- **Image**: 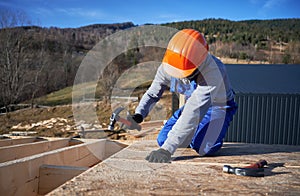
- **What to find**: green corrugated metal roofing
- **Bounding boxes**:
[226,64,300,94]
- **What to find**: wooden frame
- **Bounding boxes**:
[0,137,44,147]
[0,138,127,195]
[0,138,70,163]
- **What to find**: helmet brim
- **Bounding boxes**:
[162,62,197,79]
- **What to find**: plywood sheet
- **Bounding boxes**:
[49,141,300,195]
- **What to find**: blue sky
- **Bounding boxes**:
[1,0,299,28]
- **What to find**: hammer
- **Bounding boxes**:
[223,159,267,177]
[108,107,142,131]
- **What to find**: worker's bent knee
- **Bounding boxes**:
[196,141,223,156]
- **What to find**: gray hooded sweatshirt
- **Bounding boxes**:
[135,53,234,155]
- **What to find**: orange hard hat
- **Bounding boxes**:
[162,29,208,78]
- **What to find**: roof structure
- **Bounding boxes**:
[226,64,300,94]
[49,140,300,195]
[1,122,300,195]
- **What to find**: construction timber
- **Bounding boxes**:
[1,119,300,195]
[0,137,127,195]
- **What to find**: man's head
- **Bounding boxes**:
[162,29,208,79]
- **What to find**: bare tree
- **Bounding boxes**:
[0,8,30,28]
[29,32,49,107]
[61,39,74,87]
[0,8,31,111]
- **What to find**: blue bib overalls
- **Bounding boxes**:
[157,77,238,155]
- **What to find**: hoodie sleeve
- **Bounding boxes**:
[135,65,171,118]
[161,85,213,154]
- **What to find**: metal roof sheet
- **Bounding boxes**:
[226,64,300,94]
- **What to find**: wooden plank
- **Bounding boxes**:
[38,164,88,195]
[48,141,300,196]
[0,137,40,147]
[140,120,164,130]
[0,139,125,196]
[104,140,128,159]
[124,128,160,139]
[68,138,84,146]
[0,138,70,163]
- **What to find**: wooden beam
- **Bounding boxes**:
[179,94,185,108]
[68,138,84,146]
[171,93,184,113]
[0,139,126,196]
[140,120,164,130]
[0,137,42,147]
[38,164,88,195]
[0,138,70,163]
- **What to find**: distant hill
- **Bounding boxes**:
[163,18,300,44]
[31,22,135,51]
[1,19,300,108]
[0,22,136,109]
[163,18,300,64]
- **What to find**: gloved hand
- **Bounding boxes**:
[125,113,143,130]
[145,148,172,163]
[127,113,143,124]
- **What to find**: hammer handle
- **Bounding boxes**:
[118,117,132,127]
[245,159,267,168]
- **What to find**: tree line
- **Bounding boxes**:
[164,18,300,45]
[0,8,299,110]
[163,18,300,63]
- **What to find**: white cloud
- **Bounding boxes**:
[249,0,287,9]
[156,14,184,23]
[32,6,105,20]
[255,0,288,17]
[263,0,286,9]
[33,7,53,16]
[55,8,105,19]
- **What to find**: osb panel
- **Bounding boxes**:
[49,140,300,195]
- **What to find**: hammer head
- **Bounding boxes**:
[108,107,142,131]
[108,107,124,131]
